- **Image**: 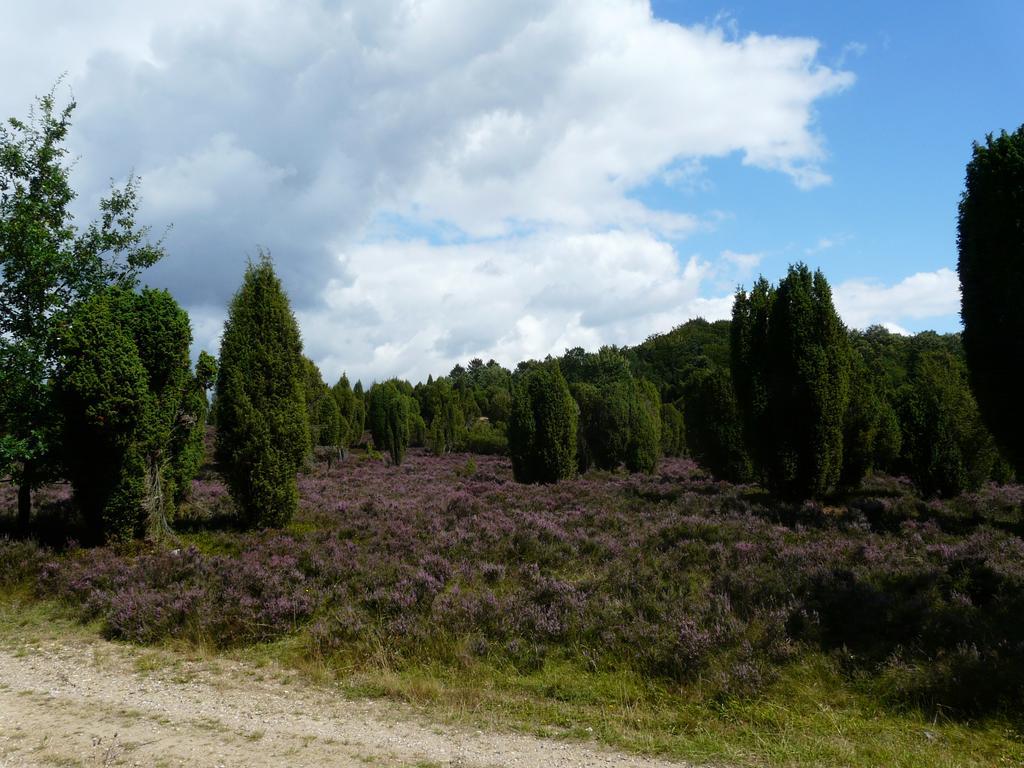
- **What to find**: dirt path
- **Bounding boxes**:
[0,636,698,768]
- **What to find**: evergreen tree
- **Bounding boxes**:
[168,350,216,506]
[368,381,410,465]
[684,367,752,483]
[508,359,577,484]
[731,264,851,499]
[0,88,164,532]
[957,125,1024,475]
[899,349,997,498]
[839,350,884,489]
[214,255,308,528]
[660,401,686,458]
[58,287,193,541]
[625,379,661,474]
[302,357,340,451]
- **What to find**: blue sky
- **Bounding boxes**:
[2,1,1019,382]
[646,0,1024,332]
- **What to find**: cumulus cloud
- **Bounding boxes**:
[833,268,961,330]
[302,230,714,382]
[0,0,856,381]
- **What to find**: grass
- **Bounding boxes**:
[236,631,1024,768]
[0,590,1021,767]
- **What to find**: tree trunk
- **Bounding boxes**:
[17,461,33,535]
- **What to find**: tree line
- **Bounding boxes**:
[3,90,1023,542]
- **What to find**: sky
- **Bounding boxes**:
[2,0,1021,385]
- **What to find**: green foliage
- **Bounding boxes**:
[683,367,752,482]
[573,379,631,472]
[464,419,508,455]
[168,350,217,507]
[421,379,466,454]
[302,357,341,450]
[407,397,427,448]
[214,255,308,529]
[0,86,164,528]
[898,350,997,498]
[625,379,661,474]
[508,359,577,484]
[57,287,193,541]
[368,381,410,465]
[628,318,732,403]
[957,125,1024,475]
[839,350,885,489]
[732,264,851,500]
[563,347,660,474]
[660,401,685,458]
[330,373,365,448]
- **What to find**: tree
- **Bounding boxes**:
[732,264,851,499]
[957,126,1024,475]
[214,255,308,528]
[683,367,752,483]
[898,350,997,498]
[660,401,686,458]
[58,287,194,542]
[368,381,410,465]
[0,87,164,531]
[302,357,341,453]
[508,359,577,484]
[625,379,661,474]
[168,350,217,506]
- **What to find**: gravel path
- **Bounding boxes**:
[0,637,698,768]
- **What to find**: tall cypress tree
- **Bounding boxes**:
[957,126,1024,475]
[731,264,851,499]
[508,359,577,484]
[214,255,307,528]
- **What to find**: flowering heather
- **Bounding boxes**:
[3,449,1024,712]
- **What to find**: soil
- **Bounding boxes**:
[0,636,698,768]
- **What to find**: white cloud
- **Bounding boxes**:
[720,249,763,276]
[833,268,961,330]
[0,1,855,381]
[302,230,713,382]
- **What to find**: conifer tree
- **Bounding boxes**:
[660,401,686,458]
[58,287,193,541]
[168,350,217,506]
[508,359,577,483]
[683,367,752,483]
[625,379,661,474]
[731,264,851,499]
[957,126,1024,475]
[899,349,997,498]
[214,255,307,528]
[368,381,410,465]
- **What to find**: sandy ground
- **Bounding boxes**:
[0,636,698,768]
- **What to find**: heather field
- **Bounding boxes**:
[3,449,1024,766]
